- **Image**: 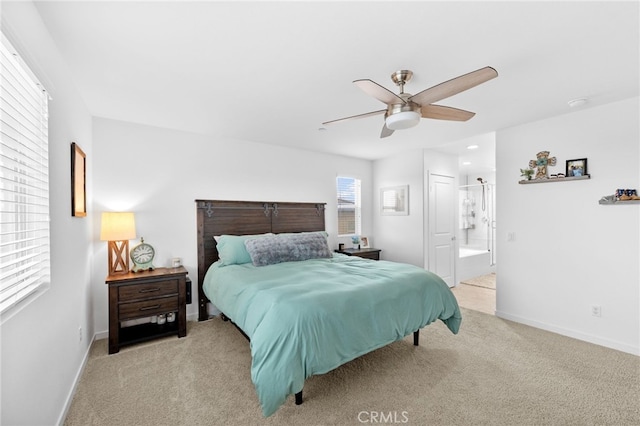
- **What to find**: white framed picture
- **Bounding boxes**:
[380,185,409,215]
[360,236,370,248]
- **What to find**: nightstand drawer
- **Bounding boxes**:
[355,251,380,260]
[335,248,381,261]
[118,280,178,301]
[119,296,179,320]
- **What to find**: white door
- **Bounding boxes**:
[427,173,456,287]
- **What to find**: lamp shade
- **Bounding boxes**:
[385,110,421,130]
[100,212,136,241]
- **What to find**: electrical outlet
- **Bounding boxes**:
[507,232,516,242]
[591,305,601,317]
[78,326,83,342]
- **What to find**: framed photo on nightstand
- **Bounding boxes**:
[360,236,370,248]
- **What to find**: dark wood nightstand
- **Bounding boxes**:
[106,266,188,354]
[335,247,382,260]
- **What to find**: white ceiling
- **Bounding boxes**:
[33,1,639,164]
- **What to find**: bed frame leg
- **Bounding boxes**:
[295,391,303,405]
[414,330,419,346]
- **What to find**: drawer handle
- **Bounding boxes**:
[139,287,161,293]
[139,304,161,311]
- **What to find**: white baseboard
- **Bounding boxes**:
[495,310,639,356]
[56,334,95,426]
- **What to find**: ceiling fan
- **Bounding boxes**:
[322,66,498,138]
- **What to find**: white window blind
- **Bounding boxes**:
[0,34,50,315]
[336,176,361,236]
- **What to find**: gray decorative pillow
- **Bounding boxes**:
[244,232,332,267]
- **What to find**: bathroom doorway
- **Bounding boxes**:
[459,178,496,279]
[456,175,496,314]
[432,131,497,315]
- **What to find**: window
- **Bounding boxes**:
[0,33,50,317]
[336,176,361,236]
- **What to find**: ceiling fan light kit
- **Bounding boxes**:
[385,110,421,130]
[323,66,498,138]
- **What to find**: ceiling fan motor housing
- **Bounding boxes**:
[385,94,421,130]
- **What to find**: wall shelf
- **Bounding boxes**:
[599,198,640,205]
[519,175,591,184]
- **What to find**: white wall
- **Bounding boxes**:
[496,97,640,355]
[372,149,458,268]
[1,3,95,425]
[372,149,425,266]
[91,118,373,332]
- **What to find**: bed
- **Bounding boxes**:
[195,200,461,417]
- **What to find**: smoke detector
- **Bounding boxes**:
[568,98,588,108]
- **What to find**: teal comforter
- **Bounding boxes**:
[203,254,461,417]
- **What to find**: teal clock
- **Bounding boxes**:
[130,237,155,272]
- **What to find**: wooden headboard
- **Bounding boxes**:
[195,200,326,321]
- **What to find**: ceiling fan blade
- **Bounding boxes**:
[354,79,406,105]
[322,109,386,126]
[421,104,476,121]
[380,123,394,138]
[408,66,498,106]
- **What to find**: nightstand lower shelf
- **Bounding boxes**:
[118,321,179,348]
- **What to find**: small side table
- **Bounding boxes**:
[106,266,188,354]
[335,247,382,260]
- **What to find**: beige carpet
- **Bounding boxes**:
[64,309,639,426]
[451,284,496,316]
[460,273,496,289]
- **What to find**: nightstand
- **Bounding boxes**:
[335,247,382,260]
[106,266,188,354]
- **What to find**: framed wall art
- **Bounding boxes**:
[566,158,588,177]
[71,142,86,217]
[380,185,409,215]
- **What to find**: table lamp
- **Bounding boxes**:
[100,212,136,275]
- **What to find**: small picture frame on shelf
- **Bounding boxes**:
[566,158,588,177]
[360,236,370,249]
